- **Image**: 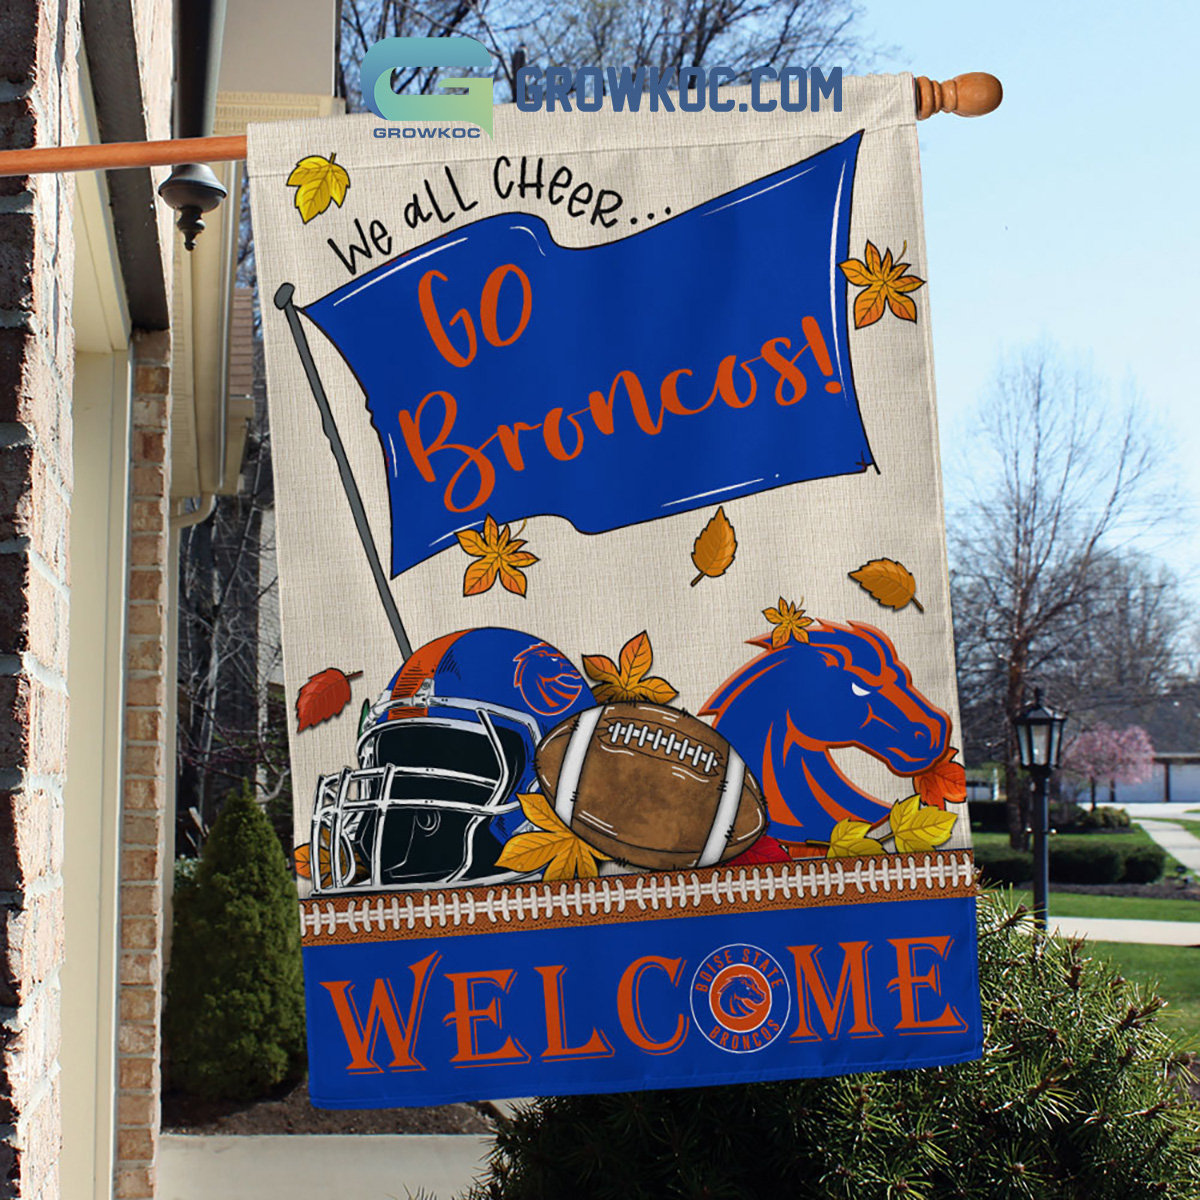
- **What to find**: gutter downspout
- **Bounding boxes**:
[170,494,216,530]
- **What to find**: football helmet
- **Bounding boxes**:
[309,627,594,893]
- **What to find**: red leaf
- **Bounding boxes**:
[727,834,792,866]
[914,749,967,810]
[296,667,359,732]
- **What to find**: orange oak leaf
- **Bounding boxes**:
[456,514,539,597]
[286,153,350,223]
[763,597,814,647]
[839,240,925,329]
[914,749,967,811]
[848,557,924,613]
[690,506,737,586]
[495,792,611,881]
[296,667,363,731]
[582,631,678,705]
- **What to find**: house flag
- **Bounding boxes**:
[249,73,982,1109]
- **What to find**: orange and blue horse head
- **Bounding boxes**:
[700,620,950,848]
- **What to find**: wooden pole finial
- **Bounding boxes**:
[915,72,1003,120]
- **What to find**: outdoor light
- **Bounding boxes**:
[1013,688,1067,771]
[1012,688,1067,930]
[157,163,227,251]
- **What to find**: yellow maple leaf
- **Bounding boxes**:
[456,515,539,597]
[889,794,957,854]
[826,818,884,859]
[690,506,737,586]
[495,792,610,881]
[839,240,925,329]
[763,597,815,648]
[582,631,678,705]
[848,558,924,613]
[286,153,351,224]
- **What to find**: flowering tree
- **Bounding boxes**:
[1063,723,1155,809]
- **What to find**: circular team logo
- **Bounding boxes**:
[690,944,790,1054]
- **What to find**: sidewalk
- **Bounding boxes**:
[1133,817,1200,874]
[159,1133,491,1200]
[1048,916,1200,946]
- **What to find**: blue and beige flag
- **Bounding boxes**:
[249,74,981,1109]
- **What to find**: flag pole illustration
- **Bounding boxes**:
[272,282,412,659]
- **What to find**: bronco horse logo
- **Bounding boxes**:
[716,975,769,1021]
[701,621,949,849]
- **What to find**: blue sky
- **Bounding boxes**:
[865,0,1199,591]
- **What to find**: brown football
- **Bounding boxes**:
[535,703,766,870]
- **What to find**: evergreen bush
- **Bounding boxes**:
[973,843,1032,885]
[164,780,307,1100]
[1049,840,1125,884]
[1122,844,1167,884]
[469,892,1200,1200]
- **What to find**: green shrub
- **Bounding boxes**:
[1050,800,1086,829]
[1122,844,1167,884]
[469,892,1200,1200]
[1049,840,1124,884]
[1077,805,1132,831]
[164,781,306,1100]
[973,843,1031,886]
[969,801,1010,834]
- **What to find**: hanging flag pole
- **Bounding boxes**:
[0,74,1001,177]
[273,282,413,661]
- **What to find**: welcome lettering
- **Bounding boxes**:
[316,936,966,1074]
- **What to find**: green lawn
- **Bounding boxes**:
[1084,941,1200,1041]
[1007,888,1200,923]
[1176,819,1200,841]
[973,829,1160,852]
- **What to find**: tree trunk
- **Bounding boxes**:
[1090,778,1097,812]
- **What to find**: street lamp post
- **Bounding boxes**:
[1013,689,1067,930]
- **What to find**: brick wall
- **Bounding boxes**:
[0,1,80,1196]
[114,332,171,1200]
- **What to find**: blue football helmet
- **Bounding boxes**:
[309,628,594,892]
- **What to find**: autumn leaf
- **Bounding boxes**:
[691,506,737,586]
[848,557,924,613]
[839,240,925,328]
[728,834,792,866]
[495,792,611,881]
[296,667,363,731]
[456,514,539,597]
[582,631,678,705]
[286,153,351,224]
[914,749,967,811]
[889,794,957,854]
[763,597,814,648]
[826,818,885,859]
[294,844,312,879]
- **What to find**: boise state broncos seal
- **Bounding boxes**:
[691,944,790,1054]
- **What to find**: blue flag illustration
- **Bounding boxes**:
[302,132,870,579]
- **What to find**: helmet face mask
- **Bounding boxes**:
[307,629,595,894]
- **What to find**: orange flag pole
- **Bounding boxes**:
[0,73,1000,178]
[0,133,247,178]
